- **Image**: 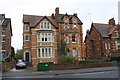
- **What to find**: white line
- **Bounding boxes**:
[3,75,54,78]
[73,72,106,76]
[32,72,45,74]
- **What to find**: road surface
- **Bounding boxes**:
[1,66,119,80]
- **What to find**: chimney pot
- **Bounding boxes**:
[108,18,115,25]
[55,7,59,16]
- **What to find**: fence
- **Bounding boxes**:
[49,62,112,70]
[2,61,15,72]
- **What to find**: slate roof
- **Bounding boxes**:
[56,13,83,25]
[92,23,117,37]
[23,14,58,28]
[23,13,83,29]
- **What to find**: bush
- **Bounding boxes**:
[79,60,103,64]
[59,55,78,64]
[110,55,120,61]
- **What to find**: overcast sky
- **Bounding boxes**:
[0,0,119,50]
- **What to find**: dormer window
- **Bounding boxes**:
[40,21,50,30]
[73,18,77,22]
[64,24,68,29]
[64,17,68,22]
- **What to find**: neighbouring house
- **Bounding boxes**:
[84,18,120,59]
[0,21,2,61]
[23,7,85,66]
[0,14,13,61]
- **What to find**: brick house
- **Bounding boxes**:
[23,8,85,66]
[0,14,13,61]
[84,18,120,59]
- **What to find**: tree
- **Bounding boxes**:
[58,40,67,56]
[15,49,23,60]
[10,47,15,61]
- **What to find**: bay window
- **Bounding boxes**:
[38,47,54,58]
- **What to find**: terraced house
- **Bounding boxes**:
[84,18,120,59]
[0,14,12,61]
[23,8,85,66]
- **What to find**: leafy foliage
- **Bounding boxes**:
[110,55,120,61]
[58,40,67,55]
[59,55,78,64]
[10,47,15,61]
[15,49,23,60]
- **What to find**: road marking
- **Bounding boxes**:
[49,71,53,72]
[3,75,54,78]
[73,72,107,76]
[32,72,45,74]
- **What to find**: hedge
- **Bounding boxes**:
[110,55,120,61]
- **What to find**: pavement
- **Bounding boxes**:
[25,66,119,75]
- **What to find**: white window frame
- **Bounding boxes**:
[116,41,120,50]
[72,48,76,57]
[40,21,51,30]
[64,24,68,29]
[2,35,5,42]
[108,43,111,49]
[72,34,76,43]
[65,35,69,43]
[38,33,53,42]
[25,26,29,31]
[24,34,29,41]
[73,18,77,22]
[37,47,54,58]
[105,43,107,49]
[73,24,77,28]
[64,17,68,22]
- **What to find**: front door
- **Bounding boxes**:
[25,52,30,62]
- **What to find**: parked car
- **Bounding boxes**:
[16,59,26,69]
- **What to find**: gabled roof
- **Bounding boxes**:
[92,23,115,37]
[23,14,58,28]
[55,14,83,25]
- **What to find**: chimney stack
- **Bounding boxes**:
[108,18,115,25]
[55,7,59,16]
[51,13,55,19]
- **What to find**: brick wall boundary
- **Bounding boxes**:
[49,62,112,70]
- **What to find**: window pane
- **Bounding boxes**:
[52,34,54,42]
[72,48,76,57]
[42,33,44,41]
[49,48,51,57]
[44,22,46,29]
[47,22,50,29]
[48,33,51,42]
[38,48,40,57]
[64,24,68,29]
[72,35,76,43]
[45,48,47,57]
[65,35,69,43]
[73,18,76,22]
[2,36,5,42]
[25,26,29,31]
[52,48,54,57]
[42,48,44,57]
[45,33,47,41]
[25,35,29,41]
[38,33,40,42]
[41,22,43,29]
[73,24,77,28]
[66,48,70,55]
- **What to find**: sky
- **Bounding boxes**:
[0,0,119,51]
